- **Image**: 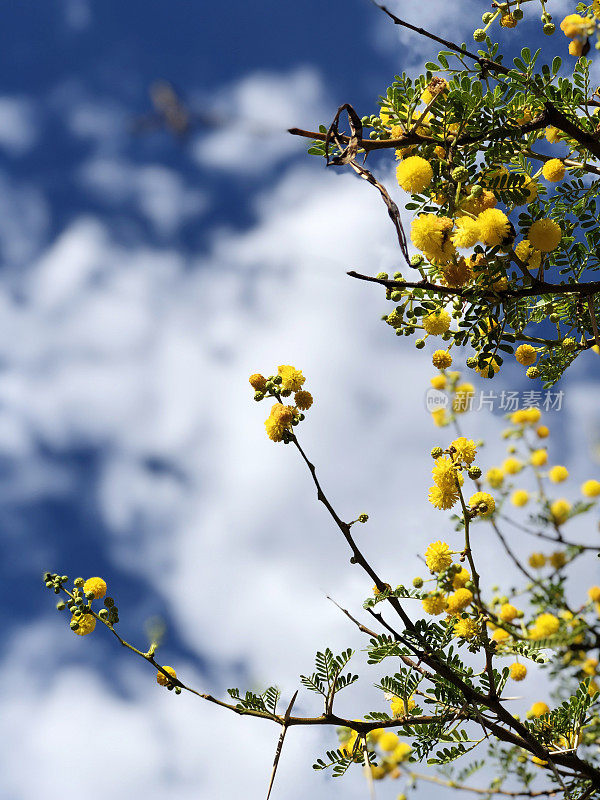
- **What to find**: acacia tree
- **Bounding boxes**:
[44,3,600,798]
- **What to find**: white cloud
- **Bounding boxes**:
[0,97,37,155]
[194,67,330,174]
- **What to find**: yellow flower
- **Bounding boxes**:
[475,356,500,379]
[531,449,548,467]
[594,1,600,19]
[428,484,459,510]
[430,374,447,390]
[73,613,96,636]
[294,390,313,410]
[560,13,595,37]
[582,479,600,497]
[477,208,512,247]
[514,239,541,272]
[83,577,107,599]
[469,491,495,518]
[379,731,400,752]
[451,217,481,249]
[432,349,452,369]
[157,666,177,686]
[531,613,560,639]
[446,588,473,613]
[452,568,470,590]
[422,594,448,615]
[499,603,519,622]
[425,540,453,572]
[486,468,504,488]
[396,156,433,193]
[453,618,479,640]
[515,344,537,366]
[249,373,267,391]
[528,219,562,253]
[503,457,523,475]
[550,499,571,524]
[528,552,547,569]
[432,457,460,490]
[549,551,567,569]
[536,425,549,438]
[390,742,412,763]
[587,586,600,602]
[529,701,549,718]
[277,365,305,391]
[582,658,598,676]
[542,158,565,182]
[440,257,473,288]
[423,309,451,335]
[431,408,449,427]
[510,663,527,681]
[411,214,455,262]
[492,628,510,642]
[265,416,286,442]
[452,383,475,414]
[451,437,477,465]
[511,489,529,507]
[549,465,569,483]
[390,695,415,717]
[545,126,561,144]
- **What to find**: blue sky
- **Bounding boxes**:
[1,1,599,799]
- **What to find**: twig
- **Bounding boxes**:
[265,691,298,800]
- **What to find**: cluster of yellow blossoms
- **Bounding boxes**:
[560,9,598,56]
[427,436,495,518]
[249,366,313,442]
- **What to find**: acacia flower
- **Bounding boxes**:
[83,577,107,599]
[528,552,547,569]
[451,437,477,465]
[529,701,549,718]
[531,613,560,638]
[425,540,453,572]
[588,586,600,602]
[452,567,470,590]
[277,365,305,391]
[477,208,512,247]
[396,156,433,193]
[422,594,448,615]
[510,663,527,681]
[542,159,565,182]
[502,457,523,475]
[515,344,537,366]
[430,374,447,390]
[157,666,177,686]
[514,239,541,271]
[379,731,400,752]
[249,373,267,391]
[73,613,96,636]
[511,489,529,507]
[390,695,415,717]
[432,457,460,491]
[432,350,452,369]
[531,449,548,467]
[451,217,480,249]
[423,309,451,335]
[550,498,571,524]
[537,425,549,438]
[486,468,504,488]
[499,603,519,622]
[294,390,313,410]
[453,618,479,640]
[528,219,562,252]
[469,491,495,518]
[428,484,459,510]
[581,479,600,497]
[549,465,569,483]
[446,588,473,614]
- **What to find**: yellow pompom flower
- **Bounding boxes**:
[452,383,475,414]
[549,465,569,483]
[515,344,537,366]
[423,309,451,335]
[390,695,415,717]
[524,408,541,424]
[511,489,529,507]
[249,373,267,391]
[531,449,548,467]
[425,540,453,572]
[452,568,470,590]
[451,437,477,465]
[594,0,600,19]
[396,156,433,193]
[551,499,571,524]
[503,457,523,475]
[451,217,481,249]
[390,742,412,763]
[428,485,459,510]
[582,479,600,497]
[432,457,460,491]
[411,214,455,262]
[157,666,177,686]
[529,701,549,718]
[453,618,479,640]
[430,374,447,390]
[477,208,512,247]
[73,613,96,636]
[532,613,560,637]
[422,594,448,615]
[379,731,400,752]
[545,126,561,144]
[510,663,527,681]
[294,390,313,411]
[265,417,286,442]
[446,588,473,614]
[542,159,565,182]
[528,552,547,569]
[588,586,600,602]
[475,356,500,378]
[569,39,584,56]
[431,408,449,427]
[492,628,510,643]
[277,365,305,391]
[440,257,473,288]
[549,551,566,569]
[83,577,107,599]
[560,13,595,37]
[528,219,562,252]
[486,468,504,488]
[432,349,452,369]
[536,425,549,438]
[514,239,541,272]
[469,491,495,518]
[499,603,519,622]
